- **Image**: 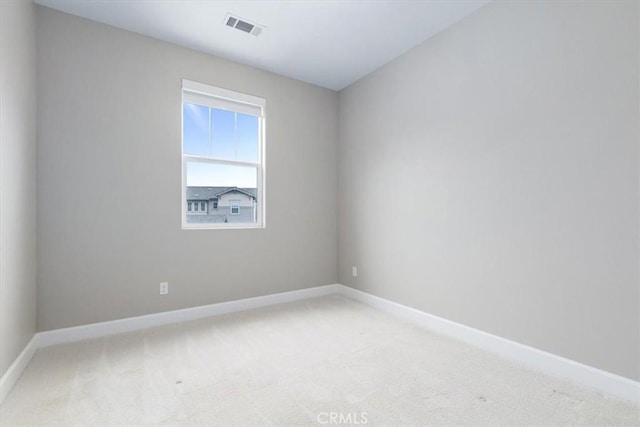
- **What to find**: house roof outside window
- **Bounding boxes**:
[186,186,257,201]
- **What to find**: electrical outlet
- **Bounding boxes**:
[352,266,358,277]
[160,282,169,295]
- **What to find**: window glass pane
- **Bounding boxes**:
[184,104,259,163]
[211,108,236,160]
[185,161,258,224]
[183,103,210,157]
[236,113,259,163]
[186,161,257,188]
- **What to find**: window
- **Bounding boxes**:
[182,79,265,228]
[187,200,207,214]
[230,200,240,215]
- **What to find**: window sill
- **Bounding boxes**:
[182,223,264,230]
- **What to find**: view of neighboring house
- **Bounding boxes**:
[186,186,257,223]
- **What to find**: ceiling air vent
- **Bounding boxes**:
[224,13,265,37]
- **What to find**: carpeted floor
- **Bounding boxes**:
[1,295,638,426]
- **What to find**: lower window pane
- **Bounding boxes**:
[185,161,258,224]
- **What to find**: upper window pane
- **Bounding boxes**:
[183,103,210,157]
[236,113,259,163]
[210,108,235,160]
[183,104,259,163]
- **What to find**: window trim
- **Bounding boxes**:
[181,79,266,230]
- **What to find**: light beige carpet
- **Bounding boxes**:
[1,295,638,426]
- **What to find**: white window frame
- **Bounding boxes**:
[181,79,266,229]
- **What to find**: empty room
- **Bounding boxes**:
[1,0,638,425]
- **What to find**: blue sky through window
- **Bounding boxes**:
[183,103,259,188]
[186,161,257,188]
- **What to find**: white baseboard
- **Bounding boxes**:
[38,284,341,348]
[335,284,640,405]
[2,282,638,406]
[0,335,39,404]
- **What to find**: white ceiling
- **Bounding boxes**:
[35,0,490,91]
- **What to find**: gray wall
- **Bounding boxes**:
[0,1,38,376]
[36,6,338,331]
[338,0,639,380]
